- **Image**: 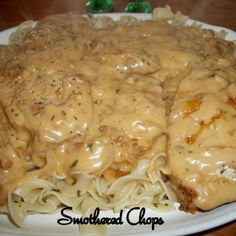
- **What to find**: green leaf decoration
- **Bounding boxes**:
[87,0,114,13]
[124,0,153,13]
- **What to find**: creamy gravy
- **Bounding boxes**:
[0,14,235,210]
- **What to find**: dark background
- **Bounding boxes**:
[0,0,236,31]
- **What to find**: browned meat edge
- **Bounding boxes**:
[162,173,198,213]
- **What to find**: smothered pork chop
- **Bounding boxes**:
[0,10,235,226]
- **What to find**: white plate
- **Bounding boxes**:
[0,13,236,236]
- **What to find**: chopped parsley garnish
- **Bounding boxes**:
[87,143,93,151]
[69,160,78,168]
[163,195,169,200]
[77,190,81,197]
[220,169,225,174]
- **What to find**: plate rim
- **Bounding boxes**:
[0,12,236,236]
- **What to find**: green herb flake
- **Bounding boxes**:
[77,190,81,197]
[220,169,225,174]
[153,203,159,207]
[87,143,93,151]
[51,115,55,121]
[163,195,169,200]
[70,160,78,168]
[109,194,114,198]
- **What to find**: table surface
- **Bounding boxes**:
[0,1,235,235]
